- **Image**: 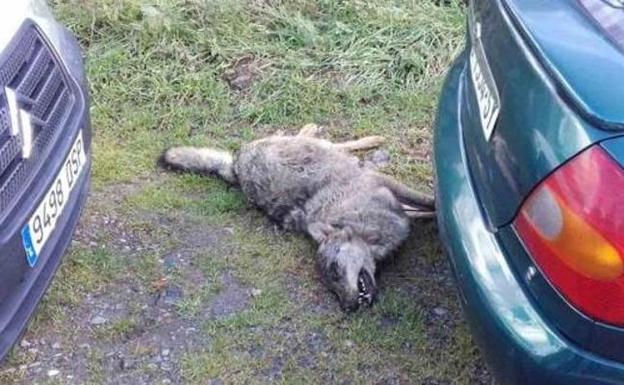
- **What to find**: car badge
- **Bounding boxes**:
[5,86,34,159]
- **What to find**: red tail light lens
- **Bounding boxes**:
[515,146,624,325]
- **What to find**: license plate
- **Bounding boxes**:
[22,130,86,267]
[469,24,500,141]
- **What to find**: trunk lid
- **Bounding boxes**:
[464,0,619,228]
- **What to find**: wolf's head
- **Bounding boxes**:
[317,232,378,312]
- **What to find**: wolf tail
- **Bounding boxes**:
[162,147,237,184]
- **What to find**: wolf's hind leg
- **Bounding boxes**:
[402,204,436,219]
[334,136,385,152]
[298,123,323,137]
[374,173,435,210]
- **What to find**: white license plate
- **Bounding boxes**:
[21,130,86,267]
[469,38,500,141]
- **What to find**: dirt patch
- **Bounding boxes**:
[206,272,251,320]
[222,55,265,91]
[0,181,493,385]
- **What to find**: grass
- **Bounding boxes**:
[53,0,465,189]
[0,1,492,385]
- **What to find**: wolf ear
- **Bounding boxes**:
[308,222,335,243]
[364,233,381,245]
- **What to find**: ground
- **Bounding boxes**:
[0,1,494,384]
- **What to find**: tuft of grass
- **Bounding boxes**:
[94,317,141,343]
[125,173,246,217]
[341,289,425,350]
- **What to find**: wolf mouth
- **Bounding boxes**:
[357,270,374,305]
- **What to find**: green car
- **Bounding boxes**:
[435,1,624,384]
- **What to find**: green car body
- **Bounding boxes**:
[434,1,624,383]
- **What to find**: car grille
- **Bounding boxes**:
[0,25,75,217]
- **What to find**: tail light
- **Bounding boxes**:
[514,145,624,325]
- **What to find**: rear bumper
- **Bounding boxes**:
[434,52,624,385]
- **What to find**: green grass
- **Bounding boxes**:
[0,1,491,385]
[52,0,465,189]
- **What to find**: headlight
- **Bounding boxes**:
[578,0,624,50]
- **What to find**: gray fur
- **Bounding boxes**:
[163,127,434,311]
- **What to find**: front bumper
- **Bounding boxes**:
[434,52,624,385]
[0,8,91,360]
[0,160,90,360]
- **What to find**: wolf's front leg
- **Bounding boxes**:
[281,208,307,233]
[333,136,385,152]
[297,123,323,137]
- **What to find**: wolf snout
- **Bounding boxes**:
[339,269,378,312]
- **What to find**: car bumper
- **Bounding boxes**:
[0,161,90,360]
[0,10,92,360]
[434,52,624,385]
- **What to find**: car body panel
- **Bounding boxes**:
[463,0,624,366]
[504,0,624,130]
[435,52,624,385]
[464,0,614,229]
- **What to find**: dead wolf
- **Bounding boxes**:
[162,124,434,311]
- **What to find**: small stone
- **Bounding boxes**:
[433,307,448,317]
[251,288,262,297]
[364,149,391,168]
[162,349,170,357]
[48,369,60,377]
[163,286,183,305]
[119,357,135,370]
[90,315,108,325]
[52,342,61,350]
[344,340,354,349]
[19,339,31,348]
